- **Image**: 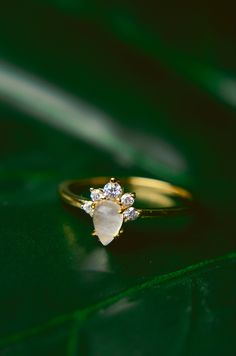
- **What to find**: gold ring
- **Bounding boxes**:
[59,177,193,246]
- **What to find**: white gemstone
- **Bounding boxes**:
[103,182,122,199]
[121,193,134,207]
[123,207,140,221]
[90,188,104,201]
[93,200,123,246]
[82,201,94,216]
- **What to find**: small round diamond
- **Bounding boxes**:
[121,193,134,207]
[90,189,104,201]
[103,182,123,199]
[82,201,94,216]
[123,207,140,221]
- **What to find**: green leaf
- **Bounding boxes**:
[0,251,235,354]
[0,1,236,355]
[35,0,236,109]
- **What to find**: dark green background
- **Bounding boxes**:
[0,1,236,355]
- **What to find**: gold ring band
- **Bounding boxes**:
[59,177,192,245]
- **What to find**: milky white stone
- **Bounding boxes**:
[93,200,123,246]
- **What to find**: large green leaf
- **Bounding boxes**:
[0,1,235,355]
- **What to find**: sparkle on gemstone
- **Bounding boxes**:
[82,201,94,216]
[121,193,134,207]
[123,207,140,221]
[103,182,123,199]
[93,200,123,246]
[90,188,104,201]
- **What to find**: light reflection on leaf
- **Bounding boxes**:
[0,61,188,182]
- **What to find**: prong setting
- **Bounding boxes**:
[90,188,104,201]
[82,178,140,245]
[121,193,135,208]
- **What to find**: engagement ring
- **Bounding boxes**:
[59,177,192,246]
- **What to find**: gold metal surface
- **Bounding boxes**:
[59,177,193,217]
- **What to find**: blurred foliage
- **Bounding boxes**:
[0,1,235,355]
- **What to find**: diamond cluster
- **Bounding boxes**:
[82,178,139,222]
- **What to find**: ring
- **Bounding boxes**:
[59,177,192,246]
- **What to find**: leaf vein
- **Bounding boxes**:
[0,251,235,350]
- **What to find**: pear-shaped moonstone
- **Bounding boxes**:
[93,200,123,246]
